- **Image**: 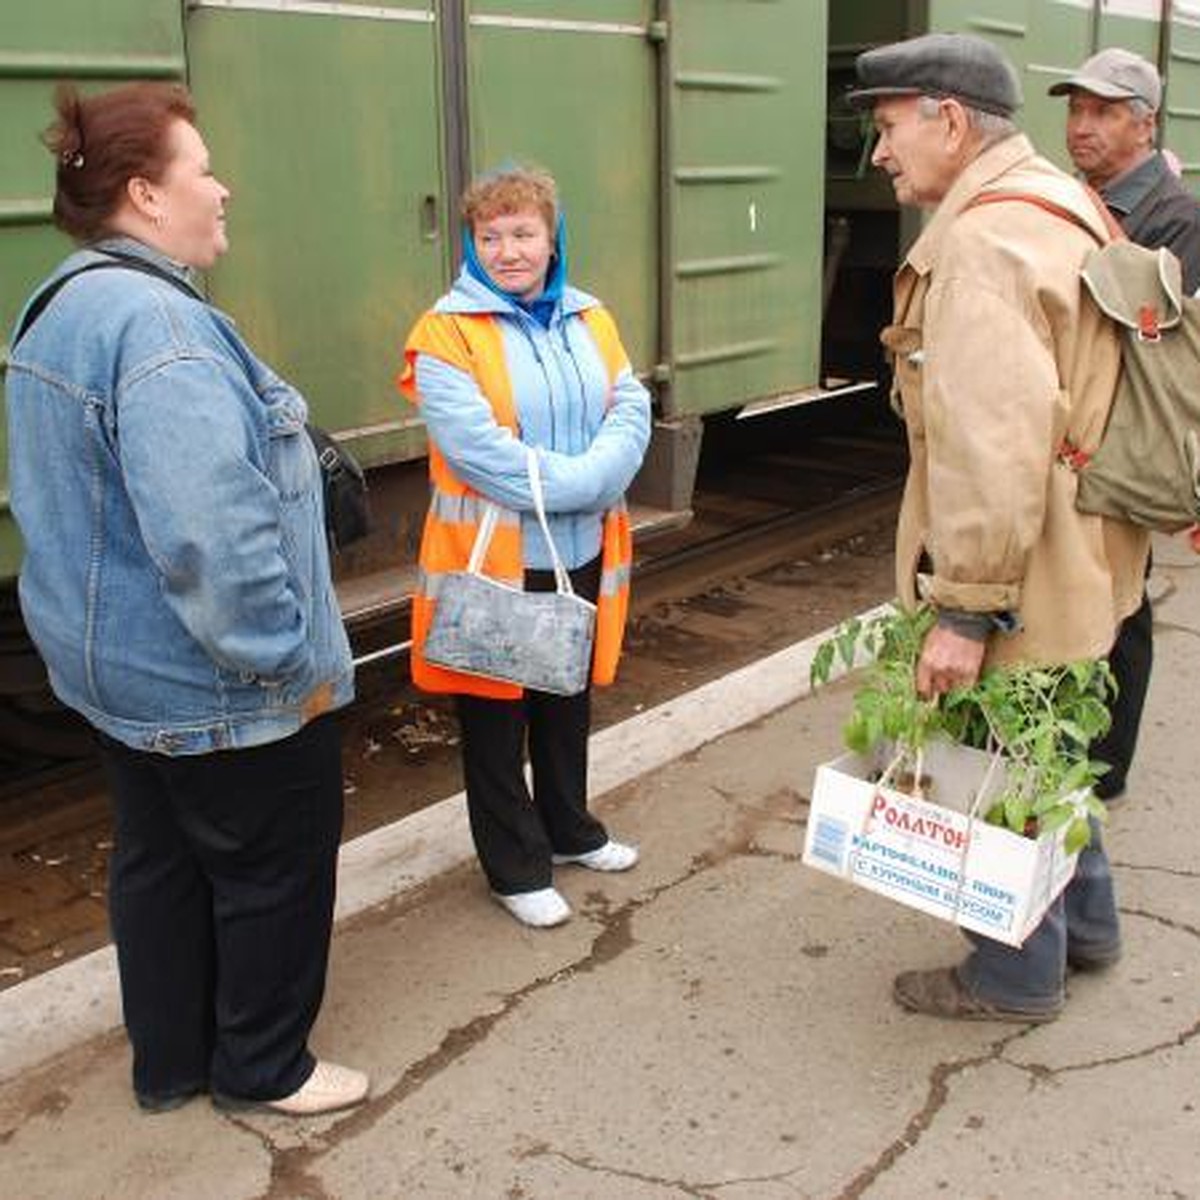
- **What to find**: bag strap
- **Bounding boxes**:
[962,185,1124,244]
[526,449,574,596]
[963,187,1127,476]
[465,449,576,597]
[12,251,202,349]
[466,505,501,575]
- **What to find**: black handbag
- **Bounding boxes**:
[13,252,370,552]
[305,423,371,551]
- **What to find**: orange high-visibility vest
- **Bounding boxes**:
[397,306,634,698]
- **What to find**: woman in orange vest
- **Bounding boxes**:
[398,165,651,928]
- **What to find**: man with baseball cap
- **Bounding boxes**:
[845,34,1149,1022]
[1050,48,1200,289]
[1049,49,1200,824]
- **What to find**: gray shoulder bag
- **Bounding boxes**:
[423,449,597,695]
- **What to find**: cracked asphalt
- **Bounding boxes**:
[2,536,1198,1199]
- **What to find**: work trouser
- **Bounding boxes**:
[958,819,1119,1011]
[956,582,1147,1007]
[97,714,344,1104]
[1091,588,1153,801]
[455,555,608,896]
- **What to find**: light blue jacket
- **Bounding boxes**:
[413,268,652,570]
[5,238,353,754]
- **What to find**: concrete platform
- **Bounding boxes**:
[1,539,1197,1199]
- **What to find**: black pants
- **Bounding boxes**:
[1091,587,1154,800]
[455,556,608,895]
[97,714,344,1103]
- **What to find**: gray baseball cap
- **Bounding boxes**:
[1048,47,1162,109]
[846,32,1022,118]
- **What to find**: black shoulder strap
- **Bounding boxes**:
[12,252,204,349]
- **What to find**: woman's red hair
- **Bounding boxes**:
[42,82,197,242]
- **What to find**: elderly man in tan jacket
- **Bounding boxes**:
[848,33,1149,1022]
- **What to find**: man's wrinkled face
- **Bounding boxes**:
[870,95,961,208]
[1065,91,1155,187]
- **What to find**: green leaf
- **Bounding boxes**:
[1064,816,1093,856]
[836,620,862,670]
[1037,805,1073,834]
[864,714,885,750]
[1057,760,1092,796]
[810,641,835,688]
[1057,719,1088,747]
[844,712,870,753]
[1003,794,1032,834]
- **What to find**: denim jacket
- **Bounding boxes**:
[5,237,353,754]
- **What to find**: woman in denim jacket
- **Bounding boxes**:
[5,83,365,1116]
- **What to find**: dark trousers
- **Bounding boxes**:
[963,818,1117,1007]
[455,556,607,895]
[97,714,344,1103]
[1091,588,1153,800]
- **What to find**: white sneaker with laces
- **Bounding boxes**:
[552,840,639,872]
[492,886,571,927]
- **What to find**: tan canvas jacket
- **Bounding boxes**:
[886,133,1149,665]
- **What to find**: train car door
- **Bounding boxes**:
[185,0,446,467]
[462,1,658,376]
[662,0,826,419]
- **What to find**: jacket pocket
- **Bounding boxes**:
[262,387,349,700]
[881,324,924,431]
[263,389,314,501]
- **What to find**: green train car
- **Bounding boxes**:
[1,1,1198,762]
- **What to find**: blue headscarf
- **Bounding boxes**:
[462,211,567,329]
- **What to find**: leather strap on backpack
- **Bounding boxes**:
[962,184,1125,244]
[962,185,1129,477]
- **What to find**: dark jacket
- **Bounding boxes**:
[1102,152,1200,292]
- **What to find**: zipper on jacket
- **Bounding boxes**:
[560,323,592,447]
[514,311,559,449]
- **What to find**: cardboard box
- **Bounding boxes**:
[802,738,1080,947]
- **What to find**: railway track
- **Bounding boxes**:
[350,424,908,683]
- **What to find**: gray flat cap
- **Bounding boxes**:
[846,32,1022,118]
[1047,47,1161,109]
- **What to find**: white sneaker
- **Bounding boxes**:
[217,1060,369,1117]
[492,887,571,928]
[552,840,639,872]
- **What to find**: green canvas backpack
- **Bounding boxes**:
[967,190,1200,534]
[1075,240,1199,532]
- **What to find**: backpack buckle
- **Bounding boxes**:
[1137,304,1161,343]
[1057,439,1091,471]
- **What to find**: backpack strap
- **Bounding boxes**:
[12,252,201,348]
[962,185,1124,244]
[961,187,1127,480]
